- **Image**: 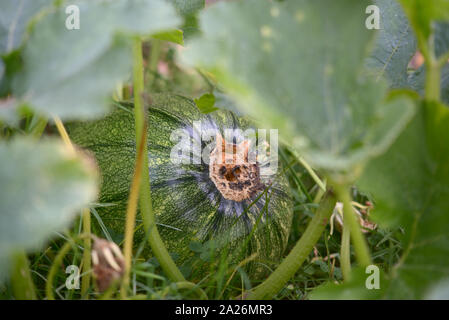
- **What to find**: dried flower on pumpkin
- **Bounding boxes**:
[91,237,125,292]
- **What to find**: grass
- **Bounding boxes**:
[0,144,403,300]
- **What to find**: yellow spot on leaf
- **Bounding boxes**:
[260,25,273,38]
[270,7,280,17]
[295,10,305,23]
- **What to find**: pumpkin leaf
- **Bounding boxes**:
[0,97,22,126]
[357,101,449,298]
[181,0,415,174]
[367,1,449,104]
[152,29,184,45]
[365,0,416,88]
[309,267,387,300]
[0,0,53,55]
[170,0,204,16]
[434,22,449,58]
[12,0,181,120]
[194,93,218,113]
[0,138,98,280]
[398,0,449,44]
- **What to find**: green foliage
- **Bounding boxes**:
[10,0,181,120]
[181,0,415,174]
[0,138,98,280]
[194,93,218,113]
[319,0,449,299]
[2,0,449,301]
[367,0,449,104]
[310,267,386,300]
[358,102,449,299]
[169,0,205,39]
[398,0,449,45]
[365,0,416,88]
[152,29,184,45]
[0,0,53,54]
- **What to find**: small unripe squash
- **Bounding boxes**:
[68,94,293,277]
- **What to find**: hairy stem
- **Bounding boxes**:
[132,39,185,282]
[246,191,337,299]
[334,184,371,269]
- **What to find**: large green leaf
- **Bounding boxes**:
[365,0,416,88]
[357,101,449,299]
[368,1,449,103]
[12,0,180,120]
[181,0,415,174]
[0,0,53,55]
[398,0,449,43]
[170,0,204,15]
[0,138,98,280]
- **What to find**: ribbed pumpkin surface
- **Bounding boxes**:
[68,94,293,274]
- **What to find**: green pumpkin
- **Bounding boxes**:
[68,93,293,276]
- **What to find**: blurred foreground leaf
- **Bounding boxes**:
[169,0,205,39]
[367,0,449,103]
[182,0,415,174]
[0,0,53,54]
[12,0,180,120]
[0,138,98,280]
[358,102,449,298]
[365,0,416,88]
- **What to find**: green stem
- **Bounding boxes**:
[334,184,371,269]
[340,211,351,281]
[147,39,161,88]
[297,156,326,191]
[46,235,89,300]
[425,35,441,102]
[80,208,91,298]
[313,178,327,204]
[425,61,441,102]
[132,39,185,282]
[120,123,146,299]
[437,50,449,69]
[29,117,47,139]
[246,191,337,299]
[10,251,37,300]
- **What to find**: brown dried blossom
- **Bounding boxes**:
[91,237,125,292]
